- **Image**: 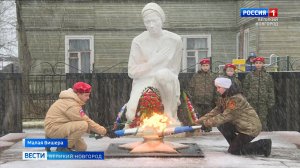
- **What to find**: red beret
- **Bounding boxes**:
[199,58,210,65]
[224,63,236,70]
[253,57,265,63]
[73,82,91,93]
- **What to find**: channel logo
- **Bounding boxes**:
[22,151,104,160]
[240,8,278,17]
[23,152,47,160]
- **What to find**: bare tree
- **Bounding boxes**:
[0,1,17,59]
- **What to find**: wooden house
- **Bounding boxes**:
[17,0,300,74]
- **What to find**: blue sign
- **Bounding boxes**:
[47,152,104,160]
[23,138,68,148]
[240,8,268,17]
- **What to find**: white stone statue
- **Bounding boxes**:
[126,2,183,124]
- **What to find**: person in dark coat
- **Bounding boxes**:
[223,63,242,92]
[196,77,272,157]
[188,58,217,132]
[243,57,275,131]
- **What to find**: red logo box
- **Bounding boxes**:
[269,8,278,17]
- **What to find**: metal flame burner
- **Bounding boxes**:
[106,125,205,157]
[118,135,189,154]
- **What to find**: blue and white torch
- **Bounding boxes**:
[114,125,203,137]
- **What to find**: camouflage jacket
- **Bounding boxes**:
[223,74,242,92]
[188,70,217,105]
[243,69,275,109]
[201,93,262,137]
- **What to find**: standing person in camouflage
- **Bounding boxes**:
[188,58,217,132]
[223,63,242,92]
[196,77,272,157]
[243,57,275,131]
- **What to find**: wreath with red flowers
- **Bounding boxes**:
[129,87,164,128]
[177,91,198,126]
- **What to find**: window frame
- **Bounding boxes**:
[65,35,94,73]
[181,35,211,73]
[243,28,249,59]
[236,32,240,58]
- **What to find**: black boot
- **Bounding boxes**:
[261,139,272,157]
[241,139,272,157]
[45,147,51,152]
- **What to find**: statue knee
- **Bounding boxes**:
[155,69,173,83]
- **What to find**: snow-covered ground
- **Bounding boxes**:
[0,128,299,168]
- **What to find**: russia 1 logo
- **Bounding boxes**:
[269,8,278,17]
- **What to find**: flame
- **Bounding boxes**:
[141,113,171,133]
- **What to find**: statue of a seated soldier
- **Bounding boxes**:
[126,3,183,125]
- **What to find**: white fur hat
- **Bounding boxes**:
[142,2,165,23]
[215,77,232,89]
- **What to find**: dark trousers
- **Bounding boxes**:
[217,123,271,155]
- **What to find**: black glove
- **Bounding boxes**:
[200,125,207,131]
[200,125,212,132]
[89,133,103,139]
[106,129,119,138]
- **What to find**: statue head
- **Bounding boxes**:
[142,3,165,23]
[142,3,165,35]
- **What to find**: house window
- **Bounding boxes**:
[243,28,249,59]
[181,35,211,72]
[65,35,94,73]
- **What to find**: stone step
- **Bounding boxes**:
[0,133,27,142]
[22,120,44,129]
[0,141,15,151]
